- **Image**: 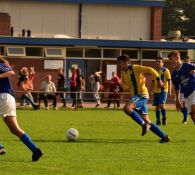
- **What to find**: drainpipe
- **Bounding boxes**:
[79,3,83,38]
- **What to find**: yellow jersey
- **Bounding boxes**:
[122,64,160,96]
[152,67,171,93]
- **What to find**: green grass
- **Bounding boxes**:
[0,109,195,175]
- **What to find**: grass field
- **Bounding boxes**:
[0,109,195,175]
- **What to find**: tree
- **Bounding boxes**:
[162,0,195,36]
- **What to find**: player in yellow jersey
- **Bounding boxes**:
[151,57,172,125]
[117,55,169,143]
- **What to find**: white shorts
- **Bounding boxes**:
[184,91,195,113]
[0,93,16,118]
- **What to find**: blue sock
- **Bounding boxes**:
[20,133,38,153]
[181,107,188,121]
[0,144,4,148]
[128,110,145,126]
[156,110,161,121]
[161,109,166,118]
[150,123,167,138]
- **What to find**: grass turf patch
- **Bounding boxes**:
[0,110,195,175]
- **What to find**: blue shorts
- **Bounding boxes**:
[130,95,148,115]
[153,92,168,106]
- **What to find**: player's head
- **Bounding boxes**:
[155,56,164,69]
[112,72,116,77]
[117,55,130,70]
[0,56,11,67]
[47,74,52,81]
[183,55,191,63]
[168,51,181,65]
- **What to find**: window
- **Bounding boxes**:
[142,50,158,59]
[6,47,26,56]
[121,50,138,59]
[45,48,64,57]
[159,50,171,59]
[26,47,43,57]
[66,48,83,58]
[85,49,101,58]
[103,49,120,58]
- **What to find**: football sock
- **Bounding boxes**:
[20,133,38,153]
[150,123,167,138]
[181,107,188,121]
[127,110,145,126]
[156,110,161,121]
[0,144,4,148]
[161,109,166,118]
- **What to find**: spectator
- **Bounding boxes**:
[75,69,83,108]
[40,74,57,110]
[56,68,67,107]
[91,70,102,107]
[70,68,77,107]
[17,67,29,106]
[107,72,122,108]
[20,76,39,110]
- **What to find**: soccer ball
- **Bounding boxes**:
[66,128,79,141]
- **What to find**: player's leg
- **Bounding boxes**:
[181,101,188,124]
[138,100,169,143]
[180,93,188,124]
[123,98,150,136]
[3,116,43,161]
[185,91,195,124]
[153,93,161,125]
[190,104,195,124]
[159,92,168,125]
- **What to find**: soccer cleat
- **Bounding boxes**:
[141,123,151,136]
[0,147,6,155]
[162,117,167,125]
[182,119,188,124]
[32,149,43,161]
[159,135,170,143]
[156,120,161,125]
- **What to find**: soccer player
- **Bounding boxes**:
[179,56,191,124]
[0,57,43,161]
[168,51,195,124]
[117,55,170,143]
[151,57,172,125]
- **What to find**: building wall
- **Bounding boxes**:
[0,1,151,40]
[0,13,10,35]
[0,1,79,38]
[82,5,151,40]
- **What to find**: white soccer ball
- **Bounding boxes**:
[66,128,79,141]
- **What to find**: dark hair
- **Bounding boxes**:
[168,51,180,59]
[182,55,190,60]
[156,56,164,62]
[117,55,130,62]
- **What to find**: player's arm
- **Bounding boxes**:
[150,80,155,92]
[138,65,164,87]
[0,70,15,78]
[171,74,182,110]
[166,69,172,96]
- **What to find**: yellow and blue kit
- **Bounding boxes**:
[152,67,171,106]
[122,64,160,114]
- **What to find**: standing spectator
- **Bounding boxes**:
[92,70,102,107]
[17,67,29,106]
[57,68,67,107]
[70,67,77,107]
[20,76,39,110]
[107,72,122,108]
[40,74,57,110]
[75,69,83,108]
